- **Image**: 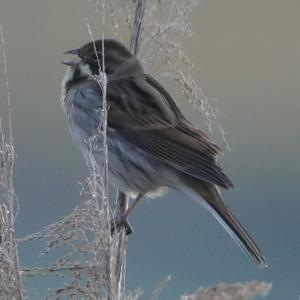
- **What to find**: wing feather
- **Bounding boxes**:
[107,74,233,189]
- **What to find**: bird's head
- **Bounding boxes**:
[62,39,142,88]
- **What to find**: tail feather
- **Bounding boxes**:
[209,200,267,267]
[183,179,267,267]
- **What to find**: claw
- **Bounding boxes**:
[111,216,133,235]
[110,192,144,236]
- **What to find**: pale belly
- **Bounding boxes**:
[69,118,175,198]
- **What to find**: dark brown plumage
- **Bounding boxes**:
[61,39,267,267]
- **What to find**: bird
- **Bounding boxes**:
[61,38,267,267]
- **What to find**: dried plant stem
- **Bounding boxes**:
[0,24,26,300]
[114,191,128,284]
[0,25,12,142]
[114,0,149,294]
[113,2,149,294]
[130,0,148,55]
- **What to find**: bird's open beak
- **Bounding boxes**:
[62,48,80,66]
[64,48,79,55]
[62,60,80,66]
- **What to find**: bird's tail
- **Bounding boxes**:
[183,180,267,267]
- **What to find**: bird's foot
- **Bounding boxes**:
[110,214,133,236]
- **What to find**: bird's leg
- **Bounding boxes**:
[111,192,144,235]
[124,193,144,218]
[111,191,132,235]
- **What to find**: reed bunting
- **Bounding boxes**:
[61,39,266,267]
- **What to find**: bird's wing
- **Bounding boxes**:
[107,74,233,189]
[107,74,180,130]
[125,127,233,189]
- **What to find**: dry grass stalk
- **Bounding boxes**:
[181,281,272,300]
[0,25,26,300]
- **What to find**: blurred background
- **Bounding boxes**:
[0,0,299,299]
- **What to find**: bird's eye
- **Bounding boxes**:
[82,52,101,66]
[92,52,102,62]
